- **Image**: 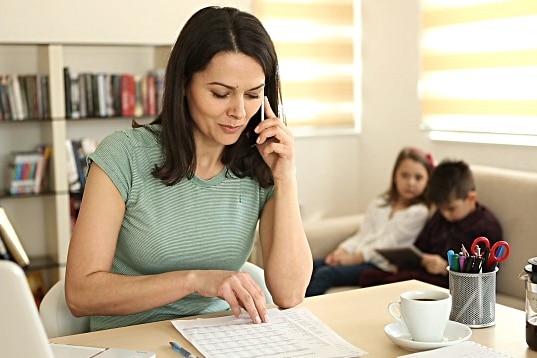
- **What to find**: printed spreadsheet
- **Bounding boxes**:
[171,307,367,358]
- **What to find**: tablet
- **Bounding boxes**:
[375,246,424,270]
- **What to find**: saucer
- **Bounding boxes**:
[384,320,472,351]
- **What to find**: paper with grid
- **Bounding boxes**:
[171,307,367,358]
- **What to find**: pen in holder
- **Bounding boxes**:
[447,266,498,328]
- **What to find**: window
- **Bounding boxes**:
[252,0,359,131]
[421,0,537,146]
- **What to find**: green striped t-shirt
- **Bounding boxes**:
[87,125,274,331]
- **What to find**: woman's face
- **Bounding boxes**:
[186,51,265,147]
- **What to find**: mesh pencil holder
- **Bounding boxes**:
[448,267,498,328]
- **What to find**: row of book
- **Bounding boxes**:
[4,138,98,196]
[7,144,52,195]
[0,74,51,121]
[64,67,165,120]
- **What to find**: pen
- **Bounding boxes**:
[459,255,467,272]
[170,341,198,358]
[447,250,455,270]
[470,256,483,273]
[452,253,460,272]
[464,256,474,273]
[461,244,469,257]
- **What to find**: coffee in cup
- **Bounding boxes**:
[388,290,451,342]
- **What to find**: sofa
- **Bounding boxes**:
[250,165,537,310]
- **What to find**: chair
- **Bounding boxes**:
[240,261,274,305]
[39,280,90,338]
[39,262,273,338]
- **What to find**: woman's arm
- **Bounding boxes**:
[255,98,313,308]
[65,164,269,323]
[258,177,312,308]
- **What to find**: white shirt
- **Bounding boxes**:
[338,197,429,272]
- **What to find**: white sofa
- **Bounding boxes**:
[251,165,537,310]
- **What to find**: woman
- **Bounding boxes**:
[65,6,312,331]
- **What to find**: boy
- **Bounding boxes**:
[359,159,503,288]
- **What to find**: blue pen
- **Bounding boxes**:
[170,341,198,358]
[447,250,455,270]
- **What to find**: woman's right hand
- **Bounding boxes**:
[191,270,269,324]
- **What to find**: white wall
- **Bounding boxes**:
[354,0,537,220]
[2,0,535,223]
[0,0,251,44]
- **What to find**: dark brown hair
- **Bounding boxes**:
[426,160,475,205]
[136,6,282,187]
[383,147,435,206]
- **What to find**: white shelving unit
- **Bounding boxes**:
[0,43,170,282]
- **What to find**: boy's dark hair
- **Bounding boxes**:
[426,160,476,205]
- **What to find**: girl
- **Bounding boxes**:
[305,147,434,296]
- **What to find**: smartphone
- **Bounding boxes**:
[260,95,265,122]
[247,95,265,146]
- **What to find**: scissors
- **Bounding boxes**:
[470,236,510,271]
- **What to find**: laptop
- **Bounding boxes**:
[0,260,155,358]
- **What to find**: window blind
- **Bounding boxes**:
[421,0,537,145]
[252,0,357,129]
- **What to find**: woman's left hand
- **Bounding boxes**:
[254,97,295,181]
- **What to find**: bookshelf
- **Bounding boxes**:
[0,43,170,289]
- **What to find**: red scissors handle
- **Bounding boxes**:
[470,236,490,256]
[489,241,510,263]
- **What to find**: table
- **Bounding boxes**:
[51,280,536,357]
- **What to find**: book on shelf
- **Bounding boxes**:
[71,139,88,189]
[134,75,144,117]
[94,72,108,118]
[83,72,95,118]
[65,138,99,193]
[0,73,50,121]
[6,145,52,195]
[21,75,37,119]
[0,74,12,120]
[0,207,30,267]
[61,67,165,119]
[121,74,136,117]
[10,74,28,120]
[8,151,43,195]
[63,67,73,119]
[65,139,81,192]
[33,144,52,194]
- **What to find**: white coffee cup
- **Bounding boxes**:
[387,290,452,342]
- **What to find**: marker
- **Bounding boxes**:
[459,255,467,273]
[447,250,455,270]
[169,341,198,358]
[452,253,460,272]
